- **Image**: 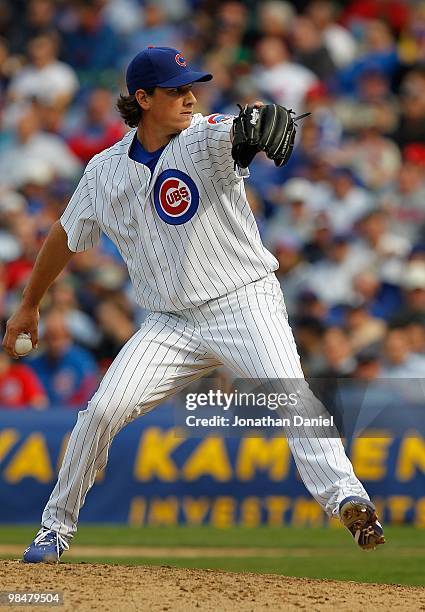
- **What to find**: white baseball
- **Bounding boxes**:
[14,332,33,356]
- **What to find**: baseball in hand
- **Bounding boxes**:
[14,332,33,356]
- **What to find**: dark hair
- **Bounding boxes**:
[116,89,155,128]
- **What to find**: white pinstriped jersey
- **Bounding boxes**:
[60,113,278,312]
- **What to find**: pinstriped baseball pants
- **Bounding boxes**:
[42,273,368,537]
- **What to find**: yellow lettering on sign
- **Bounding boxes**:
[292,497,324,527]
[236,437,290,481]
[351,435,392,480]
[128,497,146,526]
[396,433,425,481]
[414,498,425,528]
[240,496,261,527]
[148,497,178,525]
[0,429,19,462]
[182,437,231,481]
[4,433,53,483]
[264,496,291,526]
[182,497,210,525]
[134,428,183,481]
[387,496,413,523]
[210,496,235,528]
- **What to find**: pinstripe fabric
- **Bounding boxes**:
[42,313,223,536]
[42,274,368,537]
[186,274,368,515]
[59,115,278,313]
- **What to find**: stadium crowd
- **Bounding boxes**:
[0,0,425,409]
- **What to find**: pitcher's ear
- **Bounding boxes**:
[135,89,153,110]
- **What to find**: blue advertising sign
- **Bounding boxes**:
[0,403,424,526]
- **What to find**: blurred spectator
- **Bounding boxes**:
[61,0,121,76]
[319,326,356,377]
[305,84,343,153]
[303,215,333,264]
[8,31,78,107]
[345,303,386,352]
[380,160,425,243]
[273,236,312,316]
[157,0,190,23]
[338,20,399,95]
[356,209,410,284]
[392,67,425,150]
[33,179,71,236]
[381,326,425,377]
[73,258,128,319]
[352,269,402,321]
[398,3,425,66]
[335,69,398,135]
[292,16,336,80]
[67,88,125,163]
[306,235,371,307]
[396,261,425,320]
[0,351,47,409]
[94,297,136,371]
[242,152,286,213]
[293,315,326,376]
[307,1,357,68]
[207,2,249,69]
[330,126,401,192]
[357,209,407,258]
[403,314,425,357]
[33,97,68,136]
[222,74,266,117]
[0,106,81,189]
[103,0,143,36]
[30,309,99,407]
[7,0,57,54]
[4,213,40,293]
[265,178,317,247]
[257,1,295,39]
[125,3,182,62]
[353,346,381,380]
[0,36,21,97]
[342,0,410,36]
[280,119,324,177]
[47,278,101,350]
[295,289,328,322]
[254,36,318,111]
[0,192,25,264]
[326,168,372,234]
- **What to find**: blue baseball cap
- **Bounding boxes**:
[126,46,213,94]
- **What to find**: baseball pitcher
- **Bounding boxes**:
[2,47,384,562]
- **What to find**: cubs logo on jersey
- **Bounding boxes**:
[153,169,199,225]
[207,113,232,124]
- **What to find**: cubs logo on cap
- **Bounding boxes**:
[154,169,199,225]
[175,53,187,67]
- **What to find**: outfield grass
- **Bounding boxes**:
[1,525,424,586]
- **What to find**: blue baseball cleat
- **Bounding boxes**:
[23,528,70,563]
[339,496,385,550]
